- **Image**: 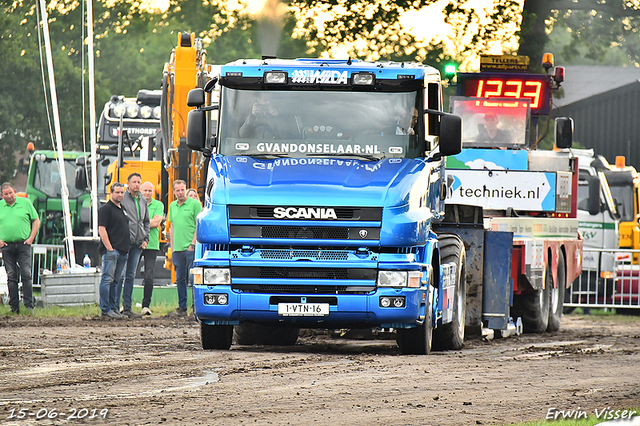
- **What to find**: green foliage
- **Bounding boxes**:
[0,0,319,187]
[546,8,640,66]
[3,0,640,189]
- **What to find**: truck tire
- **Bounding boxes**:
[396,277,433,355]
[432,234,466,350]
[201,323,233,350]
[234,323,300,346]
[512,264,551,333]
[547,250,565,332]
[563,286,576,315]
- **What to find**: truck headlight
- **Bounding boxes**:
[377,271,407,287]
[264,71,287,84]
[126,104,139,118]
[140,105,152,119]
[204,268,231,285]
[204,293,228,305]
[352,72,375,85]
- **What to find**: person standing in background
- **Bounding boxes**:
[0,182,40,314]
[97,182,129,319]
[140,181,164,316]
[167,179,202,317]
[186,188,200,202]
[116,173,149,318]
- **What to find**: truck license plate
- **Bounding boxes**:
[278,303,329,316]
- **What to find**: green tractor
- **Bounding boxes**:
[24,150,93,245]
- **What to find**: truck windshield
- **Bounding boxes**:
[609,184,634,221]
[32,158,86,199]
[450,97,530,149]
[217,88,424,160]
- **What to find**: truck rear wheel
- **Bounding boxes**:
[432,234,466,350]
[547,250,565,332]
[396,280,433,355]
[234,323,300,346]
[201,323,233,350]
[513,264,551,333]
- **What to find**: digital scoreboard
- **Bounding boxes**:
[456,73,552,116]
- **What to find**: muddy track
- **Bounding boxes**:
[0,315,638,425]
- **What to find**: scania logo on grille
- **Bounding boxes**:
[358,229,368,238]
[273,207,337,220]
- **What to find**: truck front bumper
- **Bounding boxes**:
[193,285,428,329]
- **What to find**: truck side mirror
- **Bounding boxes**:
[187,88,205,108]
[555,117,573,149]
[587,175,600,215]
[187,109,206,151]
[75,166,88,191]
[438,113,462,156]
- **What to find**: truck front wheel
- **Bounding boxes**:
[201,323,233,350]
[432,234,467,350]
[396,281,433,355]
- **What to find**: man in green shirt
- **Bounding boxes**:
[0,182,40,314]
[140,181,165,315]
[168,180,202,316]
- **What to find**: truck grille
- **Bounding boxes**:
[232,284,375,294]
[230,225,380,240]
[232,267,376,280]
[259,249,349,261]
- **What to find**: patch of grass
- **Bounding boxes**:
[0,301,191,318]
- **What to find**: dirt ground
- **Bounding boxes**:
[0,314,638,426]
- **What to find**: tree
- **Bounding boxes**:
[0,0,313,185]
[517,0,640,69]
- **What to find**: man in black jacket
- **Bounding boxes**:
[98,183,130,319]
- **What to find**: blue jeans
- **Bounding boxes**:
[1,242,34,312]
[99,250,129,314]
[173,250,194,311]
[116,245,143,311]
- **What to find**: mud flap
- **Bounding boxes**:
[482,231,513,330]
[441,263,456,324]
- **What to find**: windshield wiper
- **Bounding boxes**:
[306,153,381,161]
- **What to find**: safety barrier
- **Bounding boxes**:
[565,248,640,311]
[31,244,66,289]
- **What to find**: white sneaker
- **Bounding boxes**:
[141,307,152,316]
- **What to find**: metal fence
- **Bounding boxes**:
[31,244,66,289]
[565,248,640,311]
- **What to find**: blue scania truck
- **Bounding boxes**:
[184,57,489,354]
